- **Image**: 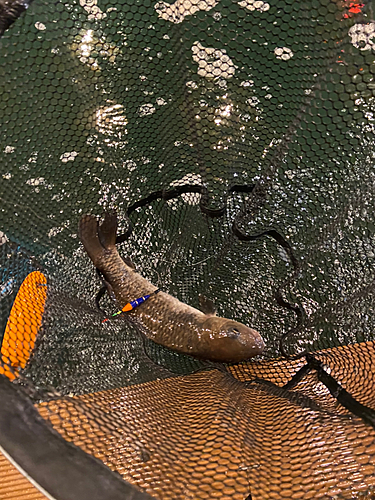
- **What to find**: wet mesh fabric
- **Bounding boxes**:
[2,0,375,498]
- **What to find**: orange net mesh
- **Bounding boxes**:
[36,344,375,500]
[0,451,47,500]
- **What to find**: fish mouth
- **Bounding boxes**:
[238,328,265,352]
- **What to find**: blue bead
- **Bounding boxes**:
[129,293,152,310]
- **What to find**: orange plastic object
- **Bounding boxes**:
[0,271,47,381]
[122,303,133,312]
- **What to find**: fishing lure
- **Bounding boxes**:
[102,288,160,323]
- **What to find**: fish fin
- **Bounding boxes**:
[98,212,118,250]
[104,279,117,302]
[123,256,137,270]
[198,294,217,316]
[79,215,105,268]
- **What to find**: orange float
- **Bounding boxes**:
[0,271,47,380]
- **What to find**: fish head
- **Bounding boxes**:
[200,316,265,363]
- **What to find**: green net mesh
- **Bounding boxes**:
[2,0,375,498]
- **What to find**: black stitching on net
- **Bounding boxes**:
[306,353,375,429]
[281,353,375,430]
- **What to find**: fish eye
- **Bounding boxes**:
[227,328,240,339]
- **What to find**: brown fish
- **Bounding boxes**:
[79,213,265,363]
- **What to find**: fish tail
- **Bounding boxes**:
[98,211,117,249]
[79,213,118,267]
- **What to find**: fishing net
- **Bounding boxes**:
[1,0,375,498]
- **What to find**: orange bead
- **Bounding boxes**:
[122,303,133,312]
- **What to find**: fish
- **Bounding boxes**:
[79,212,265,363]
